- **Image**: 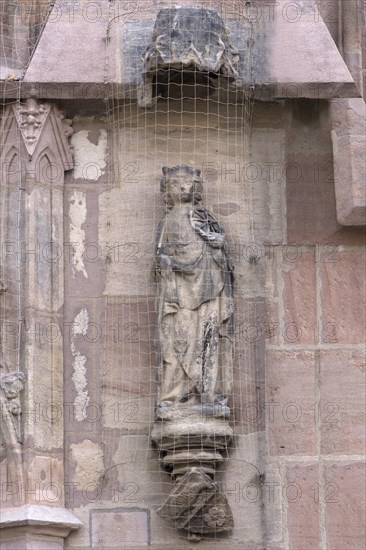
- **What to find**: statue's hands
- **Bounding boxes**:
[203,232,225,248]
[156,253,174,271]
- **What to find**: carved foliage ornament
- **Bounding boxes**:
[139,8,239,107]
[144,7,239,77]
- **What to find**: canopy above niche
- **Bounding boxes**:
[9,1,359,100]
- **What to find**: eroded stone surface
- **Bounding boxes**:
[70,440,104,488]
[139,7,239,107]
[157,467,233,537]
[324,461,366,550]
[320,350,365,454]
[0,371,25,446]
[266,350,317,456]
[320,248,366,344]
[286,462,320,550]
[154,165,234,416]
[91,509,149,548]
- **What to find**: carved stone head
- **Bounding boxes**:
[160,165,203,208]
[0,372,26,400]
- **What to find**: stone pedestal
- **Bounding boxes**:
[0,505,81,550]
[152,414,234,540]
[152,415,233,477]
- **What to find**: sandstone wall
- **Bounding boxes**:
[0,1,365,549]
[56,97,365,549]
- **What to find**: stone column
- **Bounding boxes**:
[341,0,364,95]
[0,94,81,549]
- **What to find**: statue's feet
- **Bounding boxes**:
[190,402,231,418]
[187,532,201,542]
[155,400,230,420]
[155,401,174,420]
[211,402,231,418]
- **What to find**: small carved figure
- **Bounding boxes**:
[155,166,234,419]
[0,371,26,446]
[15,97,51,158]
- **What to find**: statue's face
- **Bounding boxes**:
[0,374,24,399]
[167,171,194,204]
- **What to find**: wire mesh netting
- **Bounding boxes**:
[98,2,264,543]
[1,1,269,545]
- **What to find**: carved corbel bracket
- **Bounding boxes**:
[152,419,234,540]
[156,468,233,541]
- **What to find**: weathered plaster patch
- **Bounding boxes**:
[69,190,88,278]
[71,308,90,421]
[71,129,107,181]
[70,439,104,486]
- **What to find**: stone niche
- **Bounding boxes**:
[94,93,280,545]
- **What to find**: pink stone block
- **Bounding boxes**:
[286,462,320,550]
[320,350,365,454]
[266,350,316,455]
[91,509,149,548]
[331,99,366,137]
[333,136,366,225]
[324,462,366,549]
[283,250,317,345]
[320,249,366,344]
[286,149,340,242]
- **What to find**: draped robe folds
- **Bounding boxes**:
[155,205,234,411]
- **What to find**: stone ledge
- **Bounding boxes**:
[0,505,82,535]
[16,1,359,100]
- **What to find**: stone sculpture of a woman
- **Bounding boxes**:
[155,165,234,420]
